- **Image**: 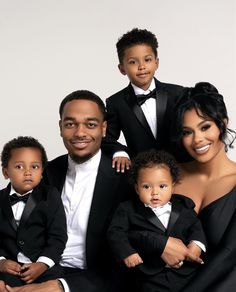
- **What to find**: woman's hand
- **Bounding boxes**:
[161,237,203,268]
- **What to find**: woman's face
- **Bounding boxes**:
[181,108,225,162]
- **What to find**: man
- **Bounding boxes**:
[1,90,132,292]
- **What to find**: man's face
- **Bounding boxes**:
[59,99,107,163]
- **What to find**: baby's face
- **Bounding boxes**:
[135,165,174,208]
[118,44,158,91]
[3,147,43,194]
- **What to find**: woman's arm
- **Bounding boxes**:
[182,209,236,292]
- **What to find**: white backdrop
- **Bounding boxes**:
[0,0,235,186]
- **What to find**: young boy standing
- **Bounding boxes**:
[103,28,184,172]
[0,136,67,287]
[107,149,206,292]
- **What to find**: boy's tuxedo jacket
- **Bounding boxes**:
[104,79,184,159]
[107,194,207,276]
[43,153,133,292]
[0,182,67,264]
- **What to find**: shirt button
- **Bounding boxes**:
[19,240,24,245]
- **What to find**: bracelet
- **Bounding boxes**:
[57,279,65,292]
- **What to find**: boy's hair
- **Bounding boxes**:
[116,28,158,64]
[1,136,48,168]
[59,90,107,120]
[130,149,179,185]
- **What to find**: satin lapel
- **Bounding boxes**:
[43,155,68,195]
[56,156,68,195]
[19,188,41,227]
[136,200,166,232]
[156,89,168,137]
[166,201,181,235]
[125,85,154,138]
[2,187,18,231]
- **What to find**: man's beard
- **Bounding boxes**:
[70,153,92,164]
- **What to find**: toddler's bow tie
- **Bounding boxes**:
[9,193,30,206]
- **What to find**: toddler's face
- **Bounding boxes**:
[118,44,158,91]
[135,165,174,208]
[3,147,43,194]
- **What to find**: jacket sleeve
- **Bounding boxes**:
[101,97,130,156]
[107,203,137,262]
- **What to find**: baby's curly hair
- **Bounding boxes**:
[1,136,48,168]
[130,149,180,185]
[116,28,158,64]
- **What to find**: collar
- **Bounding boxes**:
[131,78,156,95]
[9,185,33,197]
[145,201,172,214]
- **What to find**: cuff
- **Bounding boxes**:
[59,278,70,292]
[113,151,130,159]
[192,240,206,252]
[36,256,55,268]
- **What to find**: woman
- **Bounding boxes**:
[172,82,236,291]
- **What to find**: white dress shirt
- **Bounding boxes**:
[59,150,101,292]
[60,150,101,269]
[132,78,157,138]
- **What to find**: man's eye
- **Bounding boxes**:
[65,122,74,128]
[87,123,97,128]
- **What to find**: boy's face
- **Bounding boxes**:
[59,99,107,164]
[2,147,43,195]
[135,165,174,208]
[118,44,158,91]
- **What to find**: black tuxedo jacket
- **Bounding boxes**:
[107,194,206,276]
[103,79,184,159]
[43,153,133,292]
[0,182,67,264]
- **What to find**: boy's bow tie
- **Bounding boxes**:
[9,193,30,206]
[136,89,156,106]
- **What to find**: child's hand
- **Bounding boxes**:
[112,157,131,173]
[19,262,48,284]
[186,241,204,264]
[123,253,143,268]
[0,259,21,275]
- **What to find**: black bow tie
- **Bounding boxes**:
[136,89,156,106]
[9,193,30,206]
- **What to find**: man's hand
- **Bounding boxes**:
[112,157,131,173]
[161,237,203,268]
[6,280,61,292]
[19,263,48,284]
[0,259,21,276]
[124,253,143,268]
